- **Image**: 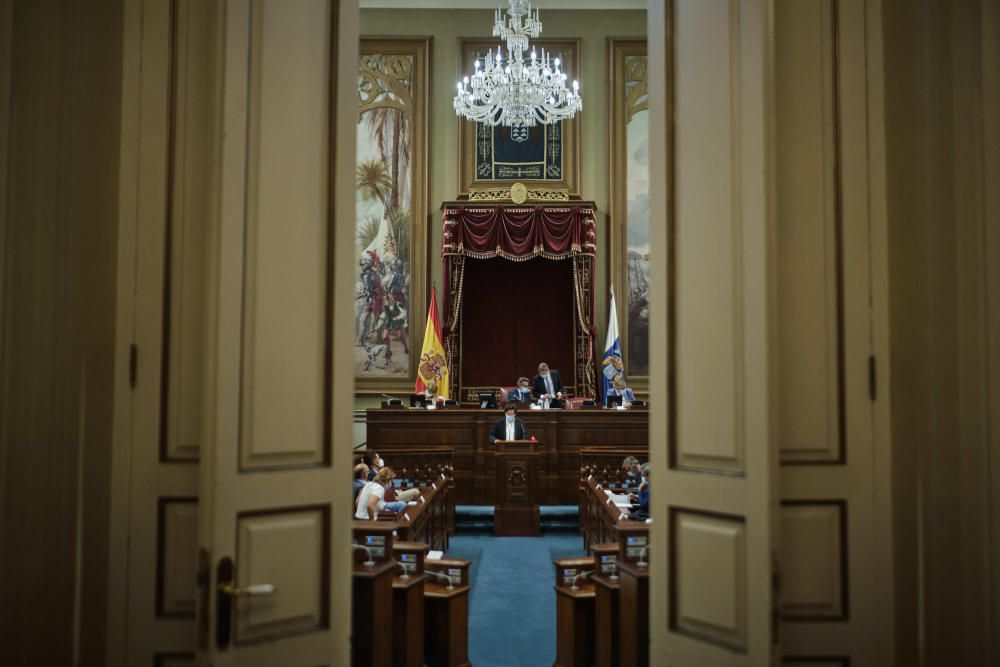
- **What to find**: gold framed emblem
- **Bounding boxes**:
[510,182,528,204]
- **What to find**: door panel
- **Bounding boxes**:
[672,510,748,650]
[779,501,846,620]
[197,0,357,664]
[774,0,842,467]
[234,507,330,643]
[238,0,332,472]
[648,0,776,664]
[112,0,216,663]
[158,498,200,618]
[775,0,882,663]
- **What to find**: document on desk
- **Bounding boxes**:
[427,550,444,560]
[605,489,631,507]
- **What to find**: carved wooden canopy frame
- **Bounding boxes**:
[440,201,598,400]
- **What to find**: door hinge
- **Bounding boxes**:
[129,344,138,389]
[868,355,877,401]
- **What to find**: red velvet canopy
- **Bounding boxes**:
[447,205,594,259]
[441,203,598,400]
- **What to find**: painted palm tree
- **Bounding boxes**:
[362,106,410,212]
[357,214,382,250]
[356,158,392,209]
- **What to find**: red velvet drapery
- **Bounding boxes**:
[441,203,598,400]
[444,205,596,259]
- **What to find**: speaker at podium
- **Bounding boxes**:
[493,439,541,536]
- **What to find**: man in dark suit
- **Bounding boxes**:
[507,376,533,403]
[489,403,528,443]
[629,462,651,519]
[531,362,565,407]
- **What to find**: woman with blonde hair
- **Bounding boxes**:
[355,467,406,520]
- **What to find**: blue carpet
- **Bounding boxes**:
[445,534,586,667]
[455,505,580,534]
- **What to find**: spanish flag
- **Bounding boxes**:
[415,287,450,399]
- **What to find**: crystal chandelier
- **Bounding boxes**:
[454,0,582,127]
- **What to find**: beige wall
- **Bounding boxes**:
[355,8,646,409]
[883,0,1000,664]
[0,0,123,664]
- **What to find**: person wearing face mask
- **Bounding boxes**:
[628,463,652,519]
[508,376,533,403]
[531,362,565,408]
[489,403,528,443]
[355,467,407,520]
[362,451,382,481]
[620,456,642,487]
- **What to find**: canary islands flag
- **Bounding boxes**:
[415,287,450,399]
[601,287,624,401]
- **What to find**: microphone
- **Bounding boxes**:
[637,545,649,568]
[570,569,593,590]
[381,393,403,406]
[351,544,375,568]
[424,569,456,590]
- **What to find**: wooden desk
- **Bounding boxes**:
[392,541,429,667]
[494,440,540,536]
[576,481,649,665]
[351,522,396,667]
[424,558,472,667]
[553,557,596,667]
[366,408,649,504]
[591,542,621,667]
[592,574,620,667]
[616,527,649,667]
[393,473,451,551]
[579,477,644,552]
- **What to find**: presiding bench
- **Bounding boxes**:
[365,408,649,504]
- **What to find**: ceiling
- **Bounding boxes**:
[360,0,646,9]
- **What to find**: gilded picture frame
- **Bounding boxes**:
[355,37,430,394]
[456,37,581,196]
[608,39,650,392]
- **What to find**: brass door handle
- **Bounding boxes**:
[217,582,277,597]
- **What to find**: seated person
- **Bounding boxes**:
[352,463,369,500]
[508,376,533,403]
[417,380,446,406]
[605,379,636,407]
[628,463,651,518]
[355,467,406,520]
[620,455,642,486]
[489,402,528,443]
[532,362,565,407]
[361,451,381,481]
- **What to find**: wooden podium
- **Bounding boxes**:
[494,440,541,536]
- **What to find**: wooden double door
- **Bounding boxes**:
[107,0,891,665]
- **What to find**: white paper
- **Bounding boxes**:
[427,550,444,560]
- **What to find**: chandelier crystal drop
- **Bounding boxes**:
[454,0,582,127]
